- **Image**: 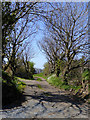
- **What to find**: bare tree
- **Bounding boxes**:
[2,2,37,63]
[21,43,35,79]
[4,14,37,78]
[2,2,39,78]
[38,36,65,76]
[39,2,89,84]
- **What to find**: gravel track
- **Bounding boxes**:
[0,77,89,119]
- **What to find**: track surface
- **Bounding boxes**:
[1,77,89,118]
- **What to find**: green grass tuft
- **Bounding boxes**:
[36,84,42,89]
[33,73,48,80]
[36,78,42,81]
[47,74,63,87]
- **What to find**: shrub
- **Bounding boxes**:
[82,69,90,81]
[2,71,26,106]
[60,84,71,90]
[43,62,51,76]
[15,61,35,79]
[47,74,81,91]
[47,74,63,87]
[74,85,82,94]
[2,70,12,84]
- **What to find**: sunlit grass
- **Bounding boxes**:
[47,74,82,91]
[33,73,49,80]
[36,78,42,81]
[16,77,26,80]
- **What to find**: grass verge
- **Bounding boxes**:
[47,74,82,91]
[2,71,26,106]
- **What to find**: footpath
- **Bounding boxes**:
[1,77,89,118]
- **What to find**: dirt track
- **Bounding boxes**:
[1,77,89,118]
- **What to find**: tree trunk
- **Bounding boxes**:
[63,74,68,85]
[10,66,15,80]
[4,63,10,71]
[62,66,69,85]
[56,67,60,77]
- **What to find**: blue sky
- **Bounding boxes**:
[31,50,47,69]
[30,21,47,69]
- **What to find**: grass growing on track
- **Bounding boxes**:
[36,84,42,89]
[36,78,42,81]
[33,73,48,80]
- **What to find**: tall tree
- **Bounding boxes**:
[38,36,65,76]
[39,2,89,84]
[2,2,37,65]
[21,45,35,79]
[2,2,38,78]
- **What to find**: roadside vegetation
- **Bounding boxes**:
[34,67,90,102]
[2,71,26,106]
[47,74,82,92]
